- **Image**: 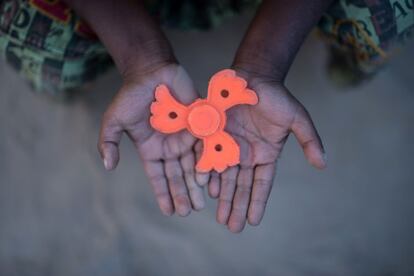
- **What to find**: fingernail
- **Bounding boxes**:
[177,206,191,217]
[160,205,174,216]
[103,158,110,170]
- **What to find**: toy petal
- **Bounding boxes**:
[150,84,189,134]
[207,69,258,111]
[196,131,240,173]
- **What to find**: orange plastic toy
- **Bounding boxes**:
[150,69,258,173]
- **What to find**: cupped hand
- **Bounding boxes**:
[98,64,209,216]
[211,70,327,233]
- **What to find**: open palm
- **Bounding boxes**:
[211,73,326,232]
[99,64,208,217]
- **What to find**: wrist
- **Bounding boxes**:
[231,59,286,86]
[64,0,177,80]
[232,47,289,85]
[120,39,177,81]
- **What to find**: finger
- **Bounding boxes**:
[143,161,174,216]
[194,141,210,186]
[248,163,276,226]
[164,159,192,217]
[216,166,239,225]
[98,114,123,170]
[195,169,210,187]
[291,105,327,169]
[228,168,253,233]
[180,151,205,211]
[208,172,220,198]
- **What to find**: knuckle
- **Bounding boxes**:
[254,179,272,190]
[251,198,268,206]
[172,190,189,199]
[219,198,233,205]
[302,139,317,149]
[221,178,237,186]
[237,185,252,194]
[232,204,248,214]
[168,175,184,185]
[149,174,166,184]
[155,191,171,200]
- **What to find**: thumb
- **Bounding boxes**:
[291,105,327,169]
[98,114,123,171]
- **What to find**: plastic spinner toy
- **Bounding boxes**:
[150,69,258,173]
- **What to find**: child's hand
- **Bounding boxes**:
[98,64,209,216]
[213,70,326,233]
[209,0,333,232]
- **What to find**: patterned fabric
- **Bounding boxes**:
[318,0,414,74]
[0,0,413,94]
[0,0,112,94]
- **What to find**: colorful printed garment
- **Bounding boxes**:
[319,0,414,74]
[0,0,413,94]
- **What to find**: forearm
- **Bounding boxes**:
[233,0,334,82]
[64,0,176,77]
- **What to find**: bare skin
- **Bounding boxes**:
[209,0,333,232]
[98,64,209,216]
[64,0,209,216]
[210,72,326,232]
[64,0,333,230]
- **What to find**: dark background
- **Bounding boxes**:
[1,12,413,276]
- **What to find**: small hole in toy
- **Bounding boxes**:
[215,144,223,152]
[169,112,178,119]
[221,89,229,98]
